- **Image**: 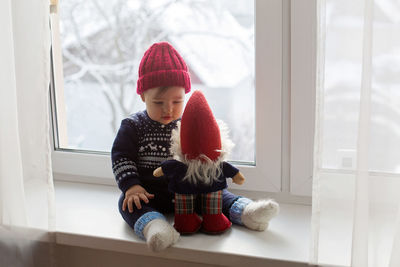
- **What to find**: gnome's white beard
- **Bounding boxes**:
[170,120,234,185]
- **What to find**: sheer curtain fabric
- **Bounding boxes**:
[0,0,55,266]
[311,0,400,266]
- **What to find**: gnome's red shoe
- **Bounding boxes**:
[174,213,202,234]
[201,214,232,234]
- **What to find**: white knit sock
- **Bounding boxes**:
[241,199,279,231]
[143,219,180,252]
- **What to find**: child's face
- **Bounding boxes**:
[141,86,185,125]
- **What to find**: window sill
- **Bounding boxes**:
[55,180,312,266]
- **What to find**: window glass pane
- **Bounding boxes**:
[57,0,255,163]
[322,0,400,173]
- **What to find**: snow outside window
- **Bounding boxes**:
[50,0,291,194]
[53,0,255,163]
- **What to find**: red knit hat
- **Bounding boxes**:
[180,91,221,161]
[137,42,191,95]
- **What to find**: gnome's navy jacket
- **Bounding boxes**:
[160,159,239,194]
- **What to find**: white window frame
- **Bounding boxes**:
[49,0,317,198]
[289,0,317,196]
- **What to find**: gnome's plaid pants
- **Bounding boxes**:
[175,190,223,215]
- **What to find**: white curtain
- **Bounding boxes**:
[311,0,400,266]
[0,0,55,266]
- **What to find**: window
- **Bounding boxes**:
[50,0,316,196]
[53,0,254,161]
[319,0,400,174]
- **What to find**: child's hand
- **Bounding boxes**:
[122,185,155,212]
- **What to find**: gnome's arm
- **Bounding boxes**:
[153,160,183,178]
[153,167,164,177]
[222,161,245,185]
[232,172,245,185]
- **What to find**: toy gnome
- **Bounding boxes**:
[153,90,245,234]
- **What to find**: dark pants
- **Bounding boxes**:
[118,189,240,230]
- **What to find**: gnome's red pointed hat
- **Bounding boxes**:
[170,90,234,185]
[180,91,221,161]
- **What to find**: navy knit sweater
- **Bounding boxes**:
[111,111,178,194]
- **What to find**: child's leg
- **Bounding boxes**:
[221,189,241,217]
[174,193,202,234]
[118,193,179,252]
[142,216,180,252]
[221,190,280,231]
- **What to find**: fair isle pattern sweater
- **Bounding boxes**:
[111,111,178,194]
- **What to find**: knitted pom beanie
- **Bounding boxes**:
[180,90,221,161]
[137,42,191,95]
